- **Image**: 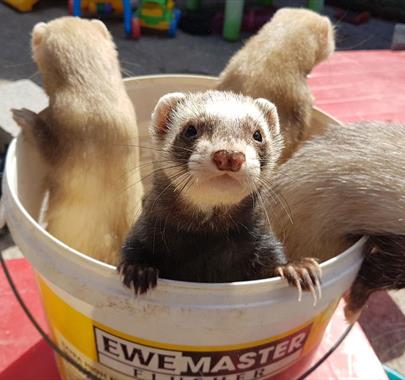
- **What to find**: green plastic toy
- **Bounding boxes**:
[130,0,181,39]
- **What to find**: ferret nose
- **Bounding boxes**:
[212,150,246,172]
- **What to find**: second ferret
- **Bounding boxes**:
[270,121,405,322]
[12,17,143,265]
[217,8,335,162]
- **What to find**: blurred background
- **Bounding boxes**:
[0,0,401,84]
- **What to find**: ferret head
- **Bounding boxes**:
[31,17,119,92]
[273,8,335,68]
[150,91,283,211]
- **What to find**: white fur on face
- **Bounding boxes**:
[155,92,277,212]
[183,139,261,211]
[162,131,262,212]
[204,98,268,127]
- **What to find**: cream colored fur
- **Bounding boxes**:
[217,8,335,162]
[26,17,142,264]
[270,122,405,262]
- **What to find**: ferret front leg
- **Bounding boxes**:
[276,258,322,305]
[118,238,159,295]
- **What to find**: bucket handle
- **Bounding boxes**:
[0,248,101,380]
[0,200,6,230]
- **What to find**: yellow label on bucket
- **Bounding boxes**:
[37,276,338,380]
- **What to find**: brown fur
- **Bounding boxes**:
[269,122,405,319]
[217,8,335,162]
[12,17,142,265]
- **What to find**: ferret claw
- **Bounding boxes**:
[290,265,303,302]
[117,261,159,295]
[277,258,322,306]
[308,258,322,277]
[278,265,303,302]
[300,267,317,306]
[315,275,322,300]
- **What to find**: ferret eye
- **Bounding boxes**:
[183,124,198,140]
[253,130,263,142]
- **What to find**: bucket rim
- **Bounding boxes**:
[123,74,342,127]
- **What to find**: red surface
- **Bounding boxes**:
[308,304,388,379]
[309,50,405,123]
[0,340,58,380]
[0,258,59,380]
[3,50,405,379]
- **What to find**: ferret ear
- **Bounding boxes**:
[151,92,186,136]
[32,22,47,49]
[254,98,280,135]
[91,19,111,39]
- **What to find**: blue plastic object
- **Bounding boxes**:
[384,365,405,380]
[122,0,133,36]
[167,8,181,37]
[73,0,81,16]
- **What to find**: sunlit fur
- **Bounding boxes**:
[269,121,405,320]
[270,122,405,262]
[217,8,335,162]
[20,17,142,265]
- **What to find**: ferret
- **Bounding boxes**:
[268,122,405,321]
[216,8,335,162]
[12,17,143,265]
[118,90,321,302]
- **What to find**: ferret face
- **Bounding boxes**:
[31,17,118,88]
[151,91,283,211]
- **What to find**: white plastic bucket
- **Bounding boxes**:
[2,75,365,380]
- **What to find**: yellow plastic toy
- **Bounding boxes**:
[2,0,39,12]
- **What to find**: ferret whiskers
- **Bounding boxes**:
[28,70,40,80]
[128,158,188,173]
[120,67,136,77]
[120,59,142,69]
[173,172,193,194]
[181,175,194,196]
[257,177,293,224]
[251,181,273,232]
[122,163,186,194]
[149,169,189,214]
[115,143,195,155]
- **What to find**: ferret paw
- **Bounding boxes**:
[117,261,159,295]
[11,108,37,131]
[276,258,322,306]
